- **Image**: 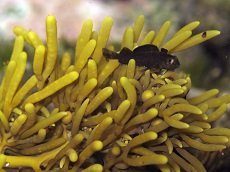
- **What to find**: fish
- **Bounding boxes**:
[102,44,180,70]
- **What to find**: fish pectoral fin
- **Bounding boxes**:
[102,48,119,59]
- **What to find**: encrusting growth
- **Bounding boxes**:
[0,14,229,172]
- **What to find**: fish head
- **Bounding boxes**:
[160,54,180,70]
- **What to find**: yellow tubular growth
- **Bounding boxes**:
[33,45,46,80]
[141,90,154,102]
[11,75,38,107]
[91,31,98,40]
[93,117,113,141]
[120,77,137,125]
[173,21,200,37]
[156,84,181,95]
[92,17,113,64]
[0,110,10,131]
[171,30,221,53]
[0,61,16,103]
[73,39,96,73]
[133,15,144,43]
[140,31,155,45]
[123,132,158,154]
[163,104,202,117]
[124,108,158,131]
[122,132,168,165]
[175,148,206,172]
[3,52,27,118]
[160,88,184,98]
[46,133,84,170]
[98,60,119,86]
[41,107,50,118]
[41,15,58,85]
[187,89,219,105]
[81,164,103,172]
[36,129,46,143]
[0,154,7,169]
[206,103,227,122]
[22,71,79,105]
[12,108,22,115]
[71,99,90,136]
[193,133,228,144]
[10,36,24,61]
[152,21,171,48]
[204,93,230,108]
[204,128,230,136]
[60,52,71,74]
[75,20,93,61]
[19,138,66,155]
[20,112,67,139]
[124,154,168,166]
[126,59,136,79]
[113,100,130,124]
[170,152,197,172]
[87,59,98,79]
[121,27,134,50]
[142,95,165,111]
[10,114,27,136]
[164,115,189,129]
[28,31,43,48]
[86,121,111,146]
[0,15,229,172]
[62,111,72,125]
[163,31,192,51]
[71,140,103,171]
[13,26,32,44]
[66,149,78,162]
[72,78,97,104]
[180,134,226,151]
[85,87,113,116]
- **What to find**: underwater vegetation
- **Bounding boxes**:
[0,15,230,172]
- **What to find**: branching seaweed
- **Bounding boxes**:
[0,15,229,172]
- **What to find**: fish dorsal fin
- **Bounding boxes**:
[160,48,168,54]
[133,44,159,54]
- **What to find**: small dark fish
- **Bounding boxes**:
[102,44,180,70]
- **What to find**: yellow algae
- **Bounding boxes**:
[73,39,96,73]
[28,31,43,48]
[133,15,145,43]
[0,14,229,172]
[173,21,200,37]
[140,30,155,45]
[152,21,171,48]
[75,20,93,61]
[92,17,113,64]
[10,36,24,61]
[163,31,192,51]
[33,45,46,80]
[3,52,27,118]
[121,27,134,49]
[10,114,27,136]
[171,30,221,53]
[23,71,79,105]
[13,26,32,44]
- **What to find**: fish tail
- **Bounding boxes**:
[102,48,119,59]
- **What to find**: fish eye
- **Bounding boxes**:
[167,58,174,65]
